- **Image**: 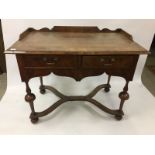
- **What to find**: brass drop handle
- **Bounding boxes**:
[43,57,58,65]
[103,57,115,66]
[46,62,56,65]
[111,58,116,62]
[100,57,112,66]
[104,64,112,66]
[100,58,105,62]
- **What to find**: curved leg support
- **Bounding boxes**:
[35,84,122,119]
[115,80,129,120]
[24,78,130,123]
[25,81,39,123]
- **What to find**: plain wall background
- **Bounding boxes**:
[2,19,155,86]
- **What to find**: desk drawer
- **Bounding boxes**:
[21,55,77,69]
[82,55,135,69]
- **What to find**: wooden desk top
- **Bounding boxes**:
[6,26,148,55]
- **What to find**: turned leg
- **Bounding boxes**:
[115,80,129,120]
[104,75,111,92]
[25,81,39,123]
[39,76,46,94]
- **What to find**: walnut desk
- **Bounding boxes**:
[6,26,148,123]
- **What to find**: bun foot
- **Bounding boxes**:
[104,84,111,92]
[115,115,123,120]
[31,117,39,124]
[40,86,46,94]
[40,89,46,94]
[104,87,110,92]
[30,113,39,124]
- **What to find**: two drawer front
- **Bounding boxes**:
[82,55,135,69]
[19,55,136,70]
[22,55,77,69]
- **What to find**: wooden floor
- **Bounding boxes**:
[0,56,155,101]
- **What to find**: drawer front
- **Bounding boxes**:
[82,55,135,69]
[22,55,77,69]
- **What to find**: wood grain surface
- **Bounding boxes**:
[6,26,148,55]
